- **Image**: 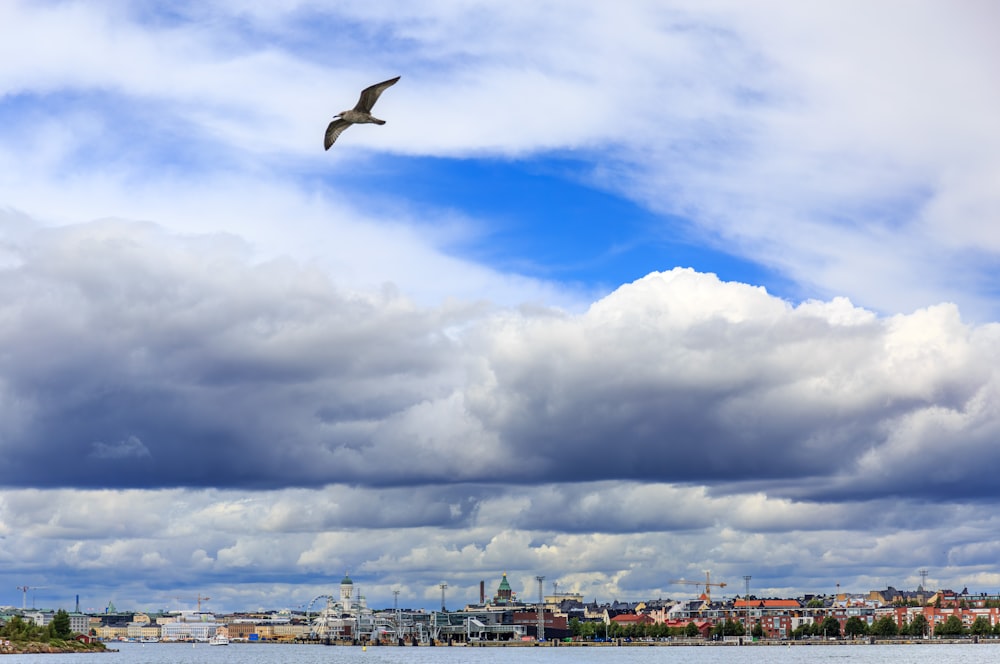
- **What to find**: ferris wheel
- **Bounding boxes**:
[305,595,336,637]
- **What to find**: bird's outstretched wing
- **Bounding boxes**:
[324,118,351,150]
[354,76,401,113]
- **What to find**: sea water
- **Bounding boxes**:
[4,641,999,664]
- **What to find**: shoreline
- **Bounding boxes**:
[313,637,1000,648]
[0,642,114,655]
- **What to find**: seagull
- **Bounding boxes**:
[324,76,401,150]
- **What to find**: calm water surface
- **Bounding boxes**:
[5,642,999,664]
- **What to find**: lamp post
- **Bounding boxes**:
[744,576,752,639]
[393,590,401,641]
[536,576,545,642]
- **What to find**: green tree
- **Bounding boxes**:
[724,619,746,636]
[685,621,700,638]
[751,621,765,638]
[970,616,991,636]
[50,609,72,640]
[908,614,930,638]
[820,616,841,638]
[576,620,603,640]
[936,615,965,637]
[845,616,868,638]
[791,621,817,639]
[871,616,898,638]
[0,614,46,642]
[806,598,825,608]
[0,615,27,640]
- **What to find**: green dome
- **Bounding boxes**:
[341,574,353,585]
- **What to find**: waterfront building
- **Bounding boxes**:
[126,621,162,641]
[610,613,654,629]
[160,620,221,641]
[732,598,805,638]
[270,622,310,641]
[223,611,310,641]
[225,621,256,641]
[94,624,128,640]
[513,609,570,640]
[158,612,221,641]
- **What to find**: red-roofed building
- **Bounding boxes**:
[733,599,801,611]
[610,613,655,627]
[732,599,803,639]
[663,619,713,638]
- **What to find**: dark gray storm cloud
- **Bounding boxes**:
[2,218,999,506]
[0,218,466,489]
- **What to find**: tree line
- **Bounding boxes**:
[0,610,74,643]
[570,612,997,641]
[569,617,699,640]
[570,617,766,640]
[816,613,998,639]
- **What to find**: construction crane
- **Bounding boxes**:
[669,571,727,602]
[174,594,212,612]
[16,585,49,610]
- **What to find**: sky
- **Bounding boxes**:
[1,0,1000,615]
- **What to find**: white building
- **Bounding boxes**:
[159,612,221,641]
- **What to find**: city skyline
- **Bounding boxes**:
[1,2,1000,614]
[0,571,965,616]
